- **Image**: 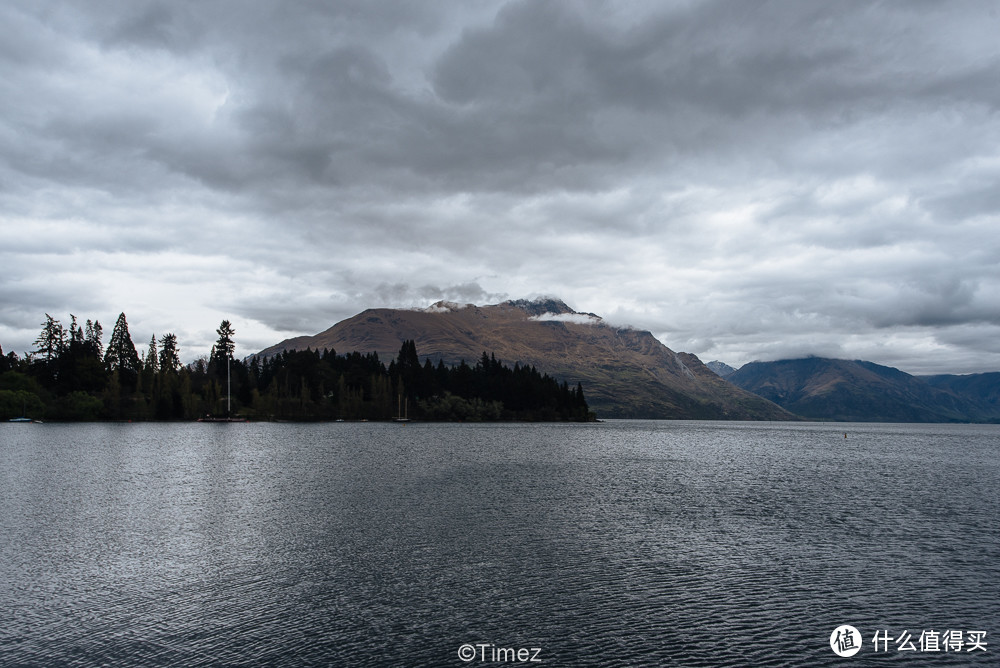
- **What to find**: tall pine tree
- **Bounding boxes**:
[104,312,141,374]
[33,314,65,364]
[158,333,180,372]
[210,320,236,367]
[144,335,158,373]
[85,319,103,357]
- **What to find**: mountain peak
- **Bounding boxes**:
[423,301,475,313]
[706,360,737,377]
[503,297,575,316]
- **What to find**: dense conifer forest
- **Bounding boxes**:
[0,314,594,422]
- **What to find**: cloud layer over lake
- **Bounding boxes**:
[2,1,998,374]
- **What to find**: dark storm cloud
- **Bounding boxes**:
[102,3,207,53]
[2,0,999,373]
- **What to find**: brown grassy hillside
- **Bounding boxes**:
[256,298,794,420]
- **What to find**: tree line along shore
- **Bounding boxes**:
[1,313,594,422]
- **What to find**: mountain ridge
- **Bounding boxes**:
[706,360,737,378]
[256,298,794,420]
[726,357,1000,422]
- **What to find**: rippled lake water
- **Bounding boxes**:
[1,421,997,666]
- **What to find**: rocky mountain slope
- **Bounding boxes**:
[256,298,793,420]
[706,360,737,377]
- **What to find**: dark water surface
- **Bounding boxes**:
[1,421,997,666]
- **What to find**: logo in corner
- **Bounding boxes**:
[831,625,862,657]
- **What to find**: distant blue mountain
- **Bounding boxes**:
[726,357,1000,423]
[919,372,1000,418]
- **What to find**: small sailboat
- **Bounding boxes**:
[394,394,410,423]
[197,356,247,422]
[8,400,40,423]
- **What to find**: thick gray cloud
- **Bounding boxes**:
[2,0,999,374]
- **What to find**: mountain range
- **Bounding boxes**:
[257,298,793,420]
[725,358,1000,423]
[257,298,1000,423]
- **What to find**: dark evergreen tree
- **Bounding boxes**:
[3,350,20,372]
[55,315,106,397]
[207,320,242,416]
[85,319,104,357]
[158,333,180,372]
[33,314,65,365]
[103,313,141,393]
[211,320,236,366]
[144,336,158,373]
[394,339,423,400]
[68,315,84,345]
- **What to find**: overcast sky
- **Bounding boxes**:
[2,1,999,375]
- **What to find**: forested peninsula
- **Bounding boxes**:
[0,313,594,422]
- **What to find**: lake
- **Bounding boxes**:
[1,421,997,666]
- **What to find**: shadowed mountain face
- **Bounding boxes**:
[920,372,1000,418]
[727,357,999,422]
[256,299,793,420]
